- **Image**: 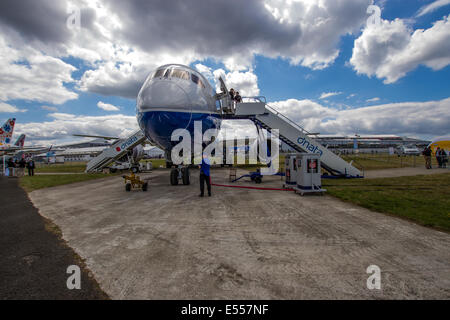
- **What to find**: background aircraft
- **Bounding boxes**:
[0,118,16,148]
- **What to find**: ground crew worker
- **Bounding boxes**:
[199,154,211,197]
[422,147,432,169]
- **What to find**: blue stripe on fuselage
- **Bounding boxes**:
[137,111,221,151]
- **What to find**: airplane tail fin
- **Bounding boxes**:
[14,134,26,147]
[0,118,16,145]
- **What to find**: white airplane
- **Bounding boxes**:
[136,64,224,183]
[0,118,50,158]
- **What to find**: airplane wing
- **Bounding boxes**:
[1,146,51,155]
[73,134,120,140]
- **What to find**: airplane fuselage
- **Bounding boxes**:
[136,64,221,161]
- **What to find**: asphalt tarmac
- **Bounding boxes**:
[29,168,450,299]
[0,176,107,299]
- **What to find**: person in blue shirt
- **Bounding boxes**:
[199,154,211,197]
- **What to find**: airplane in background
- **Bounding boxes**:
[0,118,16,148]
[0,118,50,157]
[14,134,26,148]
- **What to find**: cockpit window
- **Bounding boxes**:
[171,69,190,80]
[153,69,165,78]
[163,69,172,78]
[191,73,206,89]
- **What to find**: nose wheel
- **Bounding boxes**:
[170,166,190,185]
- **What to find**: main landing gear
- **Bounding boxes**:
[170,166,190,186]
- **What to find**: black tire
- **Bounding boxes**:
[254,176,262,184]
[182,167,190,185]
[110,168,117,173]
[125,183,131,192]
[170,169,179,186]
[142,182,148,192]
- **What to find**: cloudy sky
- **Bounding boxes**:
[0,0,449,145]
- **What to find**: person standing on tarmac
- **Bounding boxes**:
[27,158,35,176]
[199,154,211,197]
[441,149,448,168]
[436,147,443,168]
[422,146,432,169]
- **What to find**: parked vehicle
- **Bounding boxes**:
[395,145,420,156]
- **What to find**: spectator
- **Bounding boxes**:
[27,158,36,176]
[7,158,15,168]
[422,147,432,169]
[17,158,26,177]
[441,149,448,168]
[6,158,15,177]
[234,91,242,103]
[229,88,236,101]
[436,147,443,168]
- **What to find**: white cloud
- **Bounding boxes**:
[320,92,342,100]
[269,97,450,137]
[195,64,214,82]
[0,102,27,113]
[15,113,139,146]
[366,97,380,102]
[417,0,450,17]
[350,15,450,83]
[0,34,78,105]
[213,69,260,97]
[41,105,58,112]
[97,101,120,111]
[0,0,375,99]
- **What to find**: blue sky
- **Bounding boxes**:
[0,0,449,144]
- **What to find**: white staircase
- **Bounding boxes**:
[86,130,146,173]
[229,100,362,177]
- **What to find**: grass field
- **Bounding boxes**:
[20,174,114,192]
[35,159,168,173]
[323,173,450,232]
[33,153,436,174]
[35,162,87,173]
[341,154,438,171]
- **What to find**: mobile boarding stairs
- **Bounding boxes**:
[221,96,363,178]
[85,130,146,173]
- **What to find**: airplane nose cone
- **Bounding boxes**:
[137,80,191,112]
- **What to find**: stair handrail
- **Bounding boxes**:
[243,96,314,136]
